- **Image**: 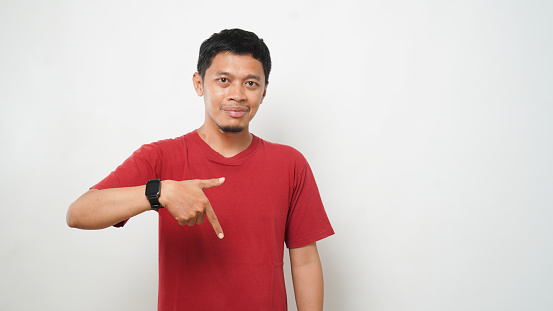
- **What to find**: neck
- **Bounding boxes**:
[197,124,253,158]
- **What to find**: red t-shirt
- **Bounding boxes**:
[93,130,334,310]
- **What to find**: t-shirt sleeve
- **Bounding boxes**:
[93,143,162,190]
[284,156,334,248]
[91,143,162,227]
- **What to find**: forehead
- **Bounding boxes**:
[206,52,265,80]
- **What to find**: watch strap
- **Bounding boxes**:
[147,196,162,210]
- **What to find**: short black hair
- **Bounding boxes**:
[197,29,271,84]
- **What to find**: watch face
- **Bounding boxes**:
[146,179,161,197]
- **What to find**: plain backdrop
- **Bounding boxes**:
[1,1,552,310]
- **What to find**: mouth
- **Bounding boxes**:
[222,105,249,118]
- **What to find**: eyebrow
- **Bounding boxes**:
[215,71,262,81]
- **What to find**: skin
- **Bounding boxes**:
[66,52,324,310]
[291,243,324,311]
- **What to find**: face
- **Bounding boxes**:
[193,52,267,134]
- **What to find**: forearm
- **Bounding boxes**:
[290,243,324,311]
[67,186,150,229]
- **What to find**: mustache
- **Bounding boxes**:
[220,104,249,111]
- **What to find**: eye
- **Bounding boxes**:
[246,81,258,87]
[217,78,230,87]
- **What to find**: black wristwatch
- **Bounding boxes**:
[145,179,163,209]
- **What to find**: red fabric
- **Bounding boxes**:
[93,130,334,310]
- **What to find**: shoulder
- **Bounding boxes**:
[257,137,309,166]
[130,134,189,161]
[138,134,188,152]
[150,135,187,150]
[258,137,303,156]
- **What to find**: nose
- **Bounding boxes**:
[226,83,246,102]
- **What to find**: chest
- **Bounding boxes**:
[160,152,294,236]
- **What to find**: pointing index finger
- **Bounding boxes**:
[199,177,225,189]
[205,202,224,239]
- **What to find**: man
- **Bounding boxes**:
[67,29,334,310]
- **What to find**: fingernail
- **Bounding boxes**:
[218,233,224,239]
[219,177,225,182]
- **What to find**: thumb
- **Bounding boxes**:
[198,177,225,189]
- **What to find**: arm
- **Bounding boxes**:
[66,186,150,229]
[290,242,324,311]
[66,178,226,237]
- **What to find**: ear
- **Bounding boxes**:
[193,72,203,96]
[260,82,268,104]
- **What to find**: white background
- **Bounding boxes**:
[1,1,552,310]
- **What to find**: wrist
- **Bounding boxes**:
[157,180,173,207]
[158,180,166,207]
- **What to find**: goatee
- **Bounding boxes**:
[217,124,244,134]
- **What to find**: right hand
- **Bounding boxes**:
[159,178,225,239]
